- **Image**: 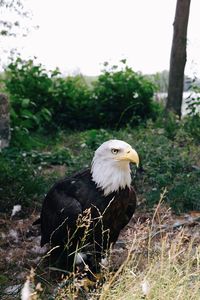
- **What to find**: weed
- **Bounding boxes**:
[1,123,200,213]
[21,198,200,300]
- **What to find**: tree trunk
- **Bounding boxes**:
[166,0,191,118]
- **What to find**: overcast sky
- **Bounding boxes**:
[2,0,200,77]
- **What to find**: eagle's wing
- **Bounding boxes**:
[125,186,137,221]
[40,179,82,247]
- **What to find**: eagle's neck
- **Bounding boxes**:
[91,158,131,196]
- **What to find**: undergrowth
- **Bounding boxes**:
[98,236,200,300]
[0,119,200,213]
[21,196,200,300]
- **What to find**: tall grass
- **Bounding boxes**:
[25,194,200,300]
[96,194,200,300]
[98,233,200,300]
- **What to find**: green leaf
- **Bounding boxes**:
[21,98,30,108]
[21,109,34,119]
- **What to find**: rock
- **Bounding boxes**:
[0,94,10,148]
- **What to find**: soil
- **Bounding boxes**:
[0,207,200,299]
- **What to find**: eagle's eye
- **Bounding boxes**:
[111,148,119,155]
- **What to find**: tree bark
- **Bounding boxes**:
[166,0,191,118]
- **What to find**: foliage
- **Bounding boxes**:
[0,0,29,37]
[81,124,200,213]
[2,121,200,214]
[50,74,92,130]
[183,114,200,143]
[91,61,156,128]
[82,129,112,150]
[0,151,46,212]
[3,58,53,132]
[1,58,200,213]
[131,126,200,212]
[164,112,181,140]
[183,84,200,142]
[2,58,92,134]
[0,144,73,212]
[1,58,158,140]
[185,84,200,115]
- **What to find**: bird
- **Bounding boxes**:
[35,139,139,273]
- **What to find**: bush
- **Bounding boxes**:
[91,61,156,128]
[1,58,158,137]
[0,150,47,212]
[183,114,200,142]
[0,145,73,212]
[183,88,200,142]
[64,127,200,213]
[131,127,200,212]
[2,58,92,133]
[0,124,199,214]
[51,75,92,129]
[82,128,112,150]
[3,58,53,131]
[181,84,200,142]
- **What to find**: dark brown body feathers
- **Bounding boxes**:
[39,168,136,270]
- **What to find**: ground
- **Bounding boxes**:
[1,203,200,299]
[0,125,200,299]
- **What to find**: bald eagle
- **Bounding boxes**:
[36,140,139,272]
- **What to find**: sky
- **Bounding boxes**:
[2,0,200,77]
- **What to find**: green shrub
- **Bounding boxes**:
[0,151,47,212]
[64,126,200,213]
[185,85,200,116]
[164,112,181,140]
[183,114,200,142]
[1,58,158,136]
[0,124,199,214]
[131,127,200,212]
[83,129,112,150]
[0,145,74,212]
[51,75,92,129]
[1,58,93,133]
[183,85,200,142]
[91,61,156,128]
[3,58,53,131]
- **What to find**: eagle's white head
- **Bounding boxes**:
[91,139,139,196]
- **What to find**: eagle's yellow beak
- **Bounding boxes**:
[117,148,139,167]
